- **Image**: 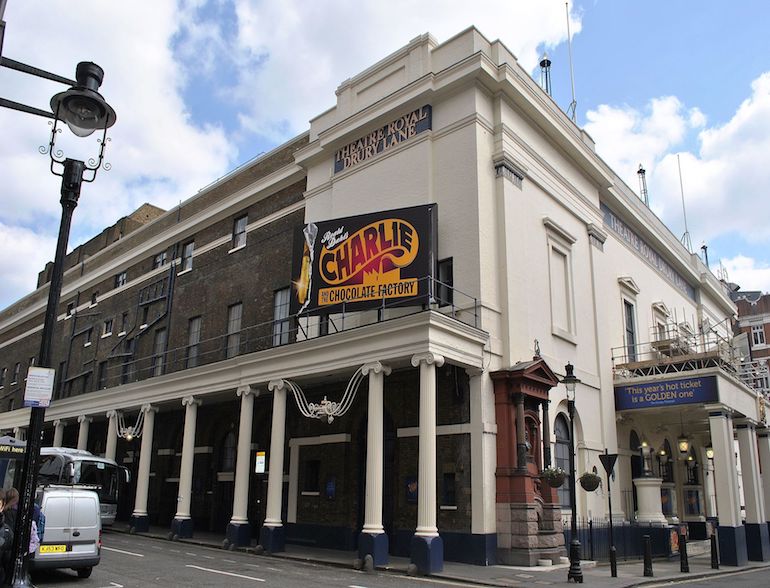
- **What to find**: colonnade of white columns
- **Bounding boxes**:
[131,404,157,532]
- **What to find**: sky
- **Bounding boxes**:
[1,0,769,311]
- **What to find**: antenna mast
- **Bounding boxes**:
[637,164,649,206]
[565,2,577,122]
[677,154,692,252]
[540,53,552,96]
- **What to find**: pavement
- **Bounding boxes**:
[105,524,770,587]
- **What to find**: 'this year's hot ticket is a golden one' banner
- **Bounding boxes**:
[290,204,437,315]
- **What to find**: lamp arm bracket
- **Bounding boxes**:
[0,56,76,86]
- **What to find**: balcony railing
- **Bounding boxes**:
[64,277,480,398]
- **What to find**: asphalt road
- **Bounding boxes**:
[29,532,485,588]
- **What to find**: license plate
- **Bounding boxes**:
[40,544,67,553]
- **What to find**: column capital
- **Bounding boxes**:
[735,418,760,430]
[140,404,158,415]
[361,361,391,376]
[236,384,259,398]
[182,395,201,408]
[106,410,120,419]
[268,379,287,393]
[77,415,92,425]
[411,352,445,368]
[53,419,64,427]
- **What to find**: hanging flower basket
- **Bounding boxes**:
[579,471,602,492]
[541,466,567,488]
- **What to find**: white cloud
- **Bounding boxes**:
[0,223,57,306]
[720,255,770,294]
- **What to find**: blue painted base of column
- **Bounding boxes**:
[410,535,443,574]
[226,522,253,548]
[745,523,770,561]
[717,525,748,566]
[171,517,194,539]
[358,532,389,566]
[259,525,285,554]
[130,514,149,533]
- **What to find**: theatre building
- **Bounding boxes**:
[1,28,768,571]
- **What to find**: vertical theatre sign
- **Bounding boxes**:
[334,105,432,173]
[291,204,437,315]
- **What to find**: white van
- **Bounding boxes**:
[31,486,101,578]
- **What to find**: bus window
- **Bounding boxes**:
[38,455,66,485]
[75,461,119,503]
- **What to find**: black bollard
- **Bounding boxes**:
[710,533,719,569]
[643,535,653,577]
[609,545,617,578]
[680,532,689,573]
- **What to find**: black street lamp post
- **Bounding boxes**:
[1,18,116,585]
[562,362,583,583]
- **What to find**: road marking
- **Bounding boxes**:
[185,552,197,556]
[201,554,214,559]
[97,583,124,588]
[102,546,145,557]
[186,565,266,582]
[223,558,236,563]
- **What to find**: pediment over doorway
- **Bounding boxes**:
[490,357,559,401]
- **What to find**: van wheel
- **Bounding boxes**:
[76,567,92,579]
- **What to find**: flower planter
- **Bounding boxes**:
[541,468,566,488]
[579,473,601,492]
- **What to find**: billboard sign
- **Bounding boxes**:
[614,375,718,411]
[290,204,437,315]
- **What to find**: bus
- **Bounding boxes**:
[0,436,128,526]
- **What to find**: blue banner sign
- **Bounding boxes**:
[615,376,718,410]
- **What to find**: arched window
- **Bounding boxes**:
[221,430,237,472]
[554,414,571,508]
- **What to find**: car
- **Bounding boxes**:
[31,486,101,578]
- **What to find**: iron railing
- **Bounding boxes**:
[564,517,673,562]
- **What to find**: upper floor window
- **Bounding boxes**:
[66,302,75,317]
[153,251,168,269]
[272,288,290,346]
[102,319,113,337]
[752,324,766,346]
[120,311,129,334]
[226,303,243,358]
[181,240,195,271]
[436,258,453,307]
[115,271,127,288]
[0,367,6,388]
[11,362,20,384]
[151,328,167,377]
[232,215,247,249]
[84,328,93,346]
[186,316,202,368]
[624,300,637,362]
[90,291,98,306]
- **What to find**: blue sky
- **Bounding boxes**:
[1,0,769,311]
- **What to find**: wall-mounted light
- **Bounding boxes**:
[705,445,714,460]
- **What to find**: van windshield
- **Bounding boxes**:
[74,461,119,504]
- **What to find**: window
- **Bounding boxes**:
[121,339,134,384]
[232,215,247,249]
[302,459,320,494]
[11,363,20,384]
[66,302,75,317]
[152,251,168,269]
[55,361,66,396]
[91,291,98,306]
[151,328,167,377]
[98,361,108,389]
[226,303,242,358]
[181,240,194,271]
[0,367,5,388]
[28,357,35,368]
[115,271,127,288]
[221,431,237,472]
[436,258,453,307]
[141,306,150,327]
[544,218,576,341]
[752,324,766,346]
[624,300,637,362]
[186,316,202,368]
[272,288,290,346]
[102,319,113,337]
[554,414,571,509]
[120,311,129,334]
[84,328,93,347]
[442,472,456,506]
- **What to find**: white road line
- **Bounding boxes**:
[223,558,236,563]
[186,565,266,582]
[185,552,197,556]
[201,554,214,559]
[349,585,370,588]
[102,546,145,557]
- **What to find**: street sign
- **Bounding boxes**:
[599,452,618,476]
[23,366,55,408]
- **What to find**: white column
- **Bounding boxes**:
[132,404,158,518]
[737,423,766,524]
[105,410,119,461]
[231,385,257,525]
[708,410,741,527]
[264,380,287,528]
[469,369,496,535]
[757,429,770,523]
[411,352,444,537]
[361,361,391,535]
[175,396,201,521]
[52,420,65,447]
[77,415,92,451]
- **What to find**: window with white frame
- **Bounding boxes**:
[181,240,195,271]
[554,414,571,508]
[752,324,766,346]
[232,215,247,249]
[115,271,127,288]
[624,300,637,362]
[272,288,291,346]
[186,316,202,368]
[102,318,113,337]
[226,303,242,358]
[543,218,577,341]
[153,251,168,269]
[11,362,20,384]
[0,367,6,388]
[151,328,167,376]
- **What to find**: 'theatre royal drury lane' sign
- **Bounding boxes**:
[333,105,432,173]
[614,375,718,411]
[290,204,437,315]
